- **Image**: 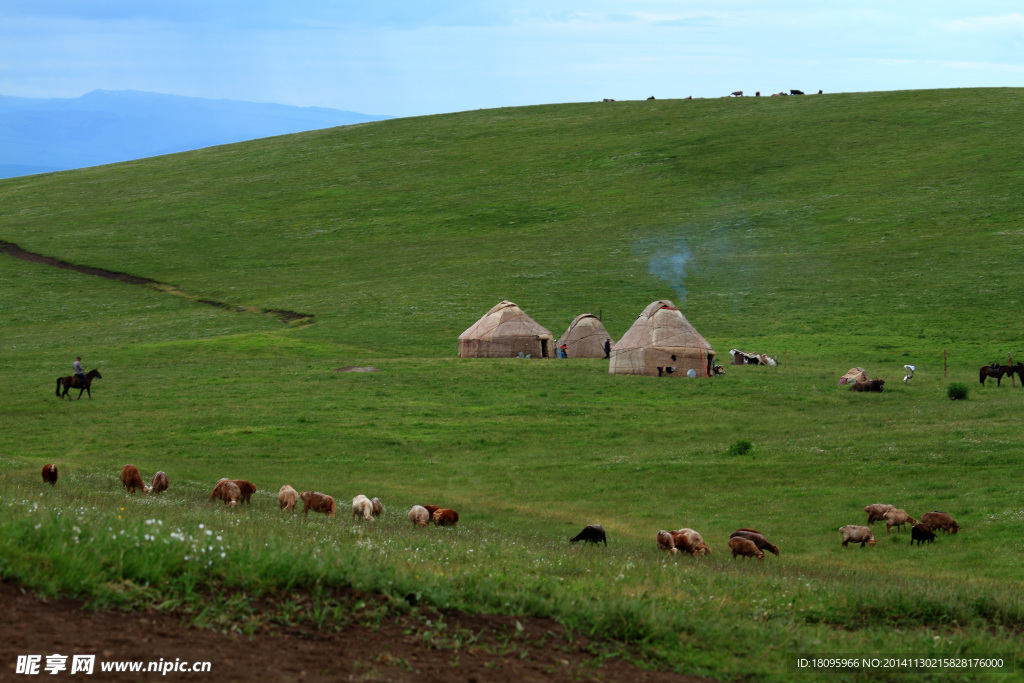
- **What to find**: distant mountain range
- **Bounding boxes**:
[0,90,393,179]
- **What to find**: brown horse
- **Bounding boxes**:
[56,369,102,400]
[1008,362,1024,385]
[979,364,1012,386]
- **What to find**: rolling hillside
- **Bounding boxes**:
[1,89,1023,679]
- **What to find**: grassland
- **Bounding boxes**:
[1,88,1023,680]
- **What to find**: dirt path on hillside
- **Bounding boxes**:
[0,582,709,682]
[0,241,313,325]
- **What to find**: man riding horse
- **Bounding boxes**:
[73,356,87,386]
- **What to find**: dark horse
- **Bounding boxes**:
[56,369,102,400]
[979,364,1013,386]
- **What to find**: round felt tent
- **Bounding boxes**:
[458,300,556,358]
[557,313,616,358]
[609,300,715,377]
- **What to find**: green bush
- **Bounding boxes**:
[948,383,969,401]
[728,439,754,456]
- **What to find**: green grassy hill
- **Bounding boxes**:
[2,88,1023,680]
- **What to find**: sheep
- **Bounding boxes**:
[433,508,459,527]
[730,529,779,556]
[371,497,383,518]
[41,464,58,486]
[656,530,677,553]
[422,505,441,518]
[911,523,936,545]
[230,479,256,505]
[278,484,299,512]
[408,505,430,527]
[210,481,241,507]
[675,528,711,556]
[839,525,876,547]
[352,494,374,521]
[208,478,231,502]
[149,471,169,494]
[728,536,764,560]
[864,504,894,525]
[120,465,149,493]
[920,511,960,535]
[669,530,696,555]
[883,508,917,534]
[300,491,336,516]
[570,524,605,546]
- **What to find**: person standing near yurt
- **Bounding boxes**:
[604,338,611,359]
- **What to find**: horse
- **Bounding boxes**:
[1007,362,1024,385]
[979,364,1013,386]
[56,369,102,400]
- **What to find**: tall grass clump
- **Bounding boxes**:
[948,383,969,400]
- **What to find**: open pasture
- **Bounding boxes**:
[2,88,1024,679]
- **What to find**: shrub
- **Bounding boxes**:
[948,383,969,401]
[728,439,753,456]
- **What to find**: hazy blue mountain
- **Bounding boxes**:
[0,90,393,178]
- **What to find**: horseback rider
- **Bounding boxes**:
[73,356,87,386]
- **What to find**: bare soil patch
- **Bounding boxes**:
[0,582,707,682]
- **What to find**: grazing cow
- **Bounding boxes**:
[817,90,823,94]
[42,464,58,486]
[120,465,149,494]
[408,505,430,527]
[728,536,764,560]
[850,379,885,392]
[301,491,336,516]
[647,95,656,100]
[150,471,169,494]
[731,91,743,97]
[791,89,804,95]
[278,485,299,512]
[433,508,459,527]
[602,98,616,102]
[755,91,761,97]
[570,524,606,546]
[920,511,960,535]
[911,523,936,545]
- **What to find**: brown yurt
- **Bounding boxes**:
[557,314,616,358]
[458,300,555,358]
[609,300,715,377]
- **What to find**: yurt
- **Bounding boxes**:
[557,314,615,358]
[609,300,715,377]
[458,300,556,358]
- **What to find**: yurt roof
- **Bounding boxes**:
[617,299,713,352]
[459,300,553,341]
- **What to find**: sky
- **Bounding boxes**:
[2,1,1023,118]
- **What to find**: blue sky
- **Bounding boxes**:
[2,1,1023,117]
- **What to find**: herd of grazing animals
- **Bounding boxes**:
[41,466,962,560]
